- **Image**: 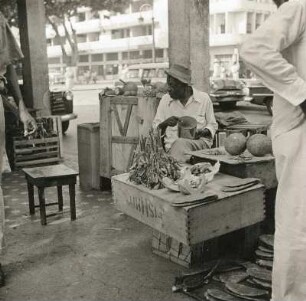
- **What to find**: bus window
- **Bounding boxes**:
[128,69,140,79]
[143,68,156,79]
[157,69,166,78]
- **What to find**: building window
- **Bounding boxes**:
[77,12,86,22]
[131,25,151,37]
[88,32,100,42]
[78,66,90,76]
[79,55,89,63]
[77,34,87,43]
[247,12,253,33]
[48,57,61,64]
[106,53,118,61]
[91,11,100,20]
[122,52,129,60]
[216,13,226,34]
[91,53,103,62]
[92,65,104,76]
[105,64,119,75]
[143,50,152,59]
[155,49,164,58]
[111,28,130,39]
[130,51,141,60]
[112,29,123,39]
[255,13,262,29]
[47,38,52,47]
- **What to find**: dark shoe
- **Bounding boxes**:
[0,264,5,287]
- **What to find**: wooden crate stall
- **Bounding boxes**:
[13,116,63,169]
[112,172,266,267]
[99,95,160,180]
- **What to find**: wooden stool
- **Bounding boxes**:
[23,164,79,225]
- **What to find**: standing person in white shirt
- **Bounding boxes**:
[241,0,306,300]
[0,11,37,286]
[152,64,218,163]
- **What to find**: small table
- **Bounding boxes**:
[23,164,79,225]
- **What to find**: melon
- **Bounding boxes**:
[247,134,272,157]
[224,133,247,155]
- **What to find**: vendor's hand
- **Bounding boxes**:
[159,116,179,129]
[19,109,37,136]
[195,128,212,140]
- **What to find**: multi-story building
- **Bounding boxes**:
[46,0,276,80]
[46,0,168,80]
[210,0,276,77]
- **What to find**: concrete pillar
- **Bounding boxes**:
[17,0,50,115]
[168,0,210,91]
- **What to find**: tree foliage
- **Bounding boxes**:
[0,0,130,66]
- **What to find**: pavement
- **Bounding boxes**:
[0,154,191,301]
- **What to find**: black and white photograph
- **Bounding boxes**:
[0,0,303,300]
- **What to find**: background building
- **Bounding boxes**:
[46,0,275,81]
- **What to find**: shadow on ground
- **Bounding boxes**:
[0,168,189,301]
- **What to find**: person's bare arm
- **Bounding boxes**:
[5,64,37,134]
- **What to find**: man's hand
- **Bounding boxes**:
[159,116,179,130]
[195,128,212,140]
[19,108,37,136]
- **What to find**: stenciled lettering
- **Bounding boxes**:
[127,195,163,219]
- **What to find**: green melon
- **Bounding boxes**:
[224,133,247,156]
[247,134,272,157]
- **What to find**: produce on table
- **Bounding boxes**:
[119,79,138,95]
[224,132,247,156]
[142,81,168,98]
[177,162,220,195]
[163,162,220,195]
[129,129,181,189]
[247,134,272,157]
[100,87,116,96]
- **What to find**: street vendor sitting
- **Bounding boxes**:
[152,63,218,163]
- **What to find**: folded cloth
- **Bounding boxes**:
[171,192,218,207]
[215,111,248,129]
[222,178,260,193]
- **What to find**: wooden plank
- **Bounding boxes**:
[15,145,58,154]
[168,0,210,91]
[112,136,138,144]
[112,174,189,245]
[111,96,138,105]
[99,96,112,178]
[22,163,78,179]
[168,0,190,67]
[15,151,59,161]
[122,104,133,136]
[112,104,125,136]
[14,137,59,146]
[16,157,60,167]
[190,0,210,91]
[17,0,49,114]
[112,173,265,245]
[220,161,277,189]
[189,148,275,165]
[137,96,160,137]
[187,188,265,245]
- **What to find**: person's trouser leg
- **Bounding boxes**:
[272,122,306,301]
[0,99,5,252]
[169,138,210,163]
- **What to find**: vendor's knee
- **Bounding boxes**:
[171,138,189,150]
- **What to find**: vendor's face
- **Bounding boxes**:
[167,75,188,100]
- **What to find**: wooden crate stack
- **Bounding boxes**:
[13,116,63,169]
